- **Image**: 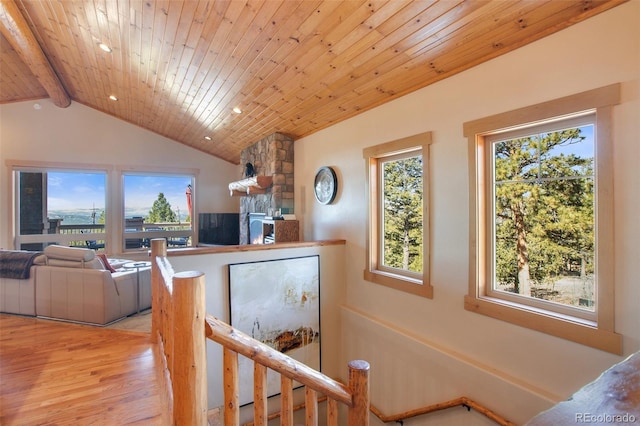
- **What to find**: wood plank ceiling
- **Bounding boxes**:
[0,0,627,164]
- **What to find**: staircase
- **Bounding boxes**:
[149,238,370,425]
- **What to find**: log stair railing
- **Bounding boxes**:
[243,390,513,425]
[370,397,513,425]
[149,238,370,426]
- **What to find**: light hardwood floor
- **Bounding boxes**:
[0,314,171,425]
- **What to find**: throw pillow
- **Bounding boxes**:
[97,253,117,273]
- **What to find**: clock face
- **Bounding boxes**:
[314,166,337,204]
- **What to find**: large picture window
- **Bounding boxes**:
[122,173,194,251]
[488,115,596,320]
[9,163,197,253]
[13,167,107,251]
[363,132,432,298]
[464,85,622,354]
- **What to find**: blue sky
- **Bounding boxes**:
[124,175,192,217]
[550,124,594,158]
[47,172,192,218]
[48,172,106,211]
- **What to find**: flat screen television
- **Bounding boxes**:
[198,213,240,245]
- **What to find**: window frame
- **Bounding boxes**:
[363,132,432,298]
[11,162,109,250]
[464,84,622,354]
[486,113,597,322]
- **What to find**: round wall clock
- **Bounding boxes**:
[314,166,338,204]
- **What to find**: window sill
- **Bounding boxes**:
[364,269,433,298]
[464,295,622,354]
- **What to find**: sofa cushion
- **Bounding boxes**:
[44,245,95,262]
[85,258,104,269]
[45,257,103,269]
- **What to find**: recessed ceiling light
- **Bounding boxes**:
[109,95,118,101]
[99,42,112,53]
[204,136,212,141]
[232,106,242,114]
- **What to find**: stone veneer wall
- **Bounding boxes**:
[238,132,294,244]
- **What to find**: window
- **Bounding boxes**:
[8,163,198,253]
[13,167,107,251]
[363,132,432,298]
[122,173,194,251]
[464,84,622,354]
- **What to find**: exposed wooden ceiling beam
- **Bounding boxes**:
[0,0,70,108]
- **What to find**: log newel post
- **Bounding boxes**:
[172,270,207,425]
[150,238,166,344]
[347,360,370,426]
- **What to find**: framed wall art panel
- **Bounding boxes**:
[228,255,320,405]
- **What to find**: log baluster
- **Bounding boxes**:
[281,376,294,426]
[305,388,318,426]
[253,363,267,426]
[223,348,239,426]
[327,398,339,426]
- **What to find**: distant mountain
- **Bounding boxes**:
[48,209,103,225]
[48,208,188,225]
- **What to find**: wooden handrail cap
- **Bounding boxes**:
[348,360,370,371]
[174,271,204,279]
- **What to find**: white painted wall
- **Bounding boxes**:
[295,2,639,424]
[0,101,239,250]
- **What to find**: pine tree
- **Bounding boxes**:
[494,128,593,300]
[147,193,177,223]
[382,155,423,272]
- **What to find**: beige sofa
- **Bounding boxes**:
[0,246,150,325]
[0,265,38,316]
